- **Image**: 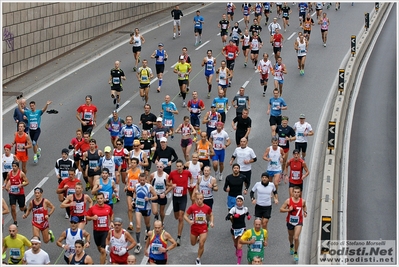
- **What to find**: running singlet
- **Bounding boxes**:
[197,141,211,161]
[108,117,123,137]
[152,172,167,195]
[273,34,282,47]
[288,158,305,185]
[199,176,213,200]
[259,59,272,74]
[266,146,282,172]
[274,63,285,80]
[101,156,116,179]
[204,57,215,74]
[149,231,168,260]
[219,20,229,32]
[135,183,152,211]
[70,194,86,217]
[31,198,49,229]
[113,148,128,170]
[126,168,140,192]
[110,230,129,255]
[133,35,141,47]
[297,41,307,56]
[242,3,251,16]
[241,35,250,47]
[286,197,304,225]
[155,50,166,65]
[250,36,261,50]
[188,161,201,187]
[218,68,228,86]
[99,178,113,204]
[138,67,152,84]
[227,3,234,13]
[231,27,241,41]
[255,3,262,14]
[206,112,219,129]
[321,18,328,30]
[64,228,83,257]
[2,153,13,173]
[8,169,25,195]
[223,45,239,60]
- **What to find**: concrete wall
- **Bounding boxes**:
[2,2,177,83]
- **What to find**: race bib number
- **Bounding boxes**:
[141,75,148,82]
[297,132,304,137]
[3,163,12,172]
[160,158,168,168]
[112,246,122,254]
[155,183,164,190]
[98,216,108,228]
[136,198,145,209]
[16,143,25,152]
[289,215,299,225]
[151,243,163,254]
[274,41,281,47]
[157,56,164,62]
[195,213,206,224]
[199,149,207,158]
[74,202,84,214]
[83,112,92,120]
[33,213,44,224]
[112,77,120,84]
[61,170,69,179]
[164,119,172,127]
[10,248,21,257]
[89,160,98,169]
[67,188,75,195]
[173,186,183,197]
[272,101,280,110]
[206,64,213,71]
[227,52,234,58]
[214,143,223,149]
[29,122,38,130]
[251,241,263,252]
[283,12,288,17]
[201,188,211,195]
[129,179,137,189]
[278,137,286,146]
[292,171,300,180]
[10,185,20,194]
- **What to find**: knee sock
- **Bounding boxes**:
[136,232,141,244]
[158,79,163,87]
[264,85,267,92]
[182,92,186,100]
[237,249,243,264]
[254,60,258,66]
[208,84,212,92]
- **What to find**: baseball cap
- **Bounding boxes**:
[156,117,163,122]
[114,217,123,223]
[104,146,112,153]
[179,55,185,60]
[236,195,244,201]
[299,114,306,119]
[211,104,216,108]
[160,137,167,143]
[158,43,164,47]
[62,148,69,155]
[133,139,141,146]
[70,216,79,223]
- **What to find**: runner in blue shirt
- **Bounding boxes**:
[193,10,204,46]
[18,99,52,163]
[161,95,178,139]
[267,88,287,137]
[212,89,230,124]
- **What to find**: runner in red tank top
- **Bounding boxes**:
[283,149,309,197]
[22,187,56,243]
[280,187,307,262]
[5,161,29,226]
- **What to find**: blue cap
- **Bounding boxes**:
[70,216,79,223]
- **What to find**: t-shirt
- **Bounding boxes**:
[251,182,277,206]
[186,203,212,230]
[168,170,192,197]
[269,97,286,117]
[76,104,97,125]
[233,116,252,134]
[140,113,157,131]
[193,15,204,29]
[232,146,256,172]
[23,248,51,265]
[110,68,125,89]
[232,95,249,114]
[24,109,43,130]
[86,204,113,231]
[58,178,80,197]
[223,174,250,197]
[3,234,32,264]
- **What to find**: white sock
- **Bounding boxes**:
[116,184,120,197]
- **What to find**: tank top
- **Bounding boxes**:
[155,50,166,65]
[250,37,260,50]
[303,18,312,31]
[181,123,192,137]
[64,228,83,257]
[70,253,88,265]
[113,148,127,170]
[99,178,113,204]
[218,68,227,85]
[199,175,213,199]
[207,112,219,129]
[266,146,282,171]
[255,3,262,13]
[87,150,100,174]
[288,159,304,185]
[197,141,211,161]
[133,35,141,47]
[231,27,240,40]
[188,161,201,186]
[152,171,167,194]
[227,2,233,12]
[247,228,265,258]
[205,57,215,73]
[149,230,168,260]
[189,100,201,114]
[242,35,250,47]
[110,230,128,255]
[286,197,304,225]
[2,153,14,173]
[71,194,86,216]
[14,132,28,156]
[130,150,145,173]
[274,63,285,80]
[101,156,116,179]
[138,67,151,84]
[135,183,151,211]
[243,4,250,15]
[32,198,47,225]
[127,168,140,191]
[8,169,24,195]
[321,18,328,30]
[297,41,307,56]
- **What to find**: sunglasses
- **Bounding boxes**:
[114,224,122,226]
[71,221,78,224]
[133,145,139,147]
[116,143,122,145]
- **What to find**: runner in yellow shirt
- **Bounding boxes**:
[3,224,32,264]
[173,56,192,108]
[137,59,153,104]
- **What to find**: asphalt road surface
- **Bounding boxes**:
[347,2,396,253]
[2,2,375,265]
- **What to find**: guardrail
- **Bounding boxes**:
[317,2,391,264]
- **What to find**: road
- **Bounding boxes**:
[2,2,374,265]
[347,4,396,245]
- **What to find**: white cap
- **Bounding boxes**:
[156,117,163,122]
[160,137,167,142]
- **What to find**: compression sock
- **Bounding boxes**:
[208,84,212,92]
[237,249,243,264]
[182,92,186,100]
[264,85,267,92]
[254,60,258,66]
[159,79,163,87]
[136,232,141,243]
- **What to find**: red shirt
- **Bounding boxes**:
[186,203,212,231]
[31,198,48,228]
[75,140,90,155]
[168,170,192,197]
[286,198,304,225]
[8,170,25,195]
[86,204,113,231]
[288,158,304,185]
[77,104,97,126]
[58,178,80,197]
[273,33,283,47]
[223,44,239,60]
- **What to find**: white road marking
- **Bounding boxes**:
[217,32,221,36]
[287,32,297,40]
[312,11,316,17]
[242,80,250,88]
[171,62,178,68]
[166,199,174,215]
[195,40,210,50]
